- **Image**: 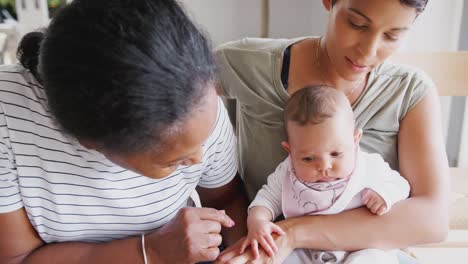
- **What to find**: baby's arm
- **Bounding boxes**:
[240,206,285,258]
[362,153,411,215]
[362,188,387,216]
[241,159,289,258]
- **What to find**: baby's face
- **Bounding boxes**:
[285,111,359,183]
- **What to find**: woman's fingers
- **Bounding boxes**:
[198,207,235,228]
[203,233,223,248]
[203,219,223,234]
[239,239,249,253]
[198,246,221,262]
[216,238,247,263]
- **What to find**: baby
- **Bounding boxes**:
[242,86,410,264]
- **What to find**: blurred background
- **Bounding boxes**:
[0,0,466,167]
[0,0,66,18]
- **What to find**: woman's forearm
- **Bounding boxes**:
[20,236,145,264]
[280,195,449,251]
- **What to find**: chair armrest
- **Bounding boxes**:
[408,169,468,263]
[449,168,468,230]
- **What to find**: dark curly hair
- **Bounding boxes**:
[17,0,217,154]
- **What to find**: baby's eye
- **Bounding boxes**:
[331,152,343,157]
[302,157,315,162]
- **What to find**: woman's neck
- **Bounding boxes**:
[287,37,368,103]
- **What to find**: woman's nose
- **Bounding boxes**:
[357,34,380,60]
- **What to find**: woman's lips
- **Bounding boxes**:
[346,57,369,73]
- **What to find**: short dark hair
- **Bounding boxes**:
[331,0,429,13]
[17,0,217,154]
[284,86,346,126]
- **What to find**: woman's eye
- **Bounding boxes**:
[167,162,182,169]
[348,19,367,30]
[331,152,343,157]
[302,157,315,162]
[385,33,399,41]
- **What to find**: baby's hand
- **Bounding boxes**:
[362,188,387,216]
[240,219,285,259]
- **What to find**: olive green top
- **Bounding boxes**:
[216,37,432,200]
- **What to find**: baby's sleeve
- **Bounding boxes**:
[248,159,288,220]
[364,153,410,213]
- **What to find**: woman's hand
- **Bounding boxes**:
[146,207,235,263]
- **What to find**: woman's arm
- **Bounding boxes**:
[285,86,449,250]
[1,206,235,264]
[0,208,147,264]
[217,87,450,264]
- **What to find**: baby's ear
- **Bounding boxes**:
[354,129,363,144]
[281,141,291,154]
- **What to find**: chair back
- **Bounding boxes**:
[390,51,468,96]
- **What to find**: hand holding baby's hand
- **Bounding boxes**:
[362,188,387,216]
[240,219,285,259]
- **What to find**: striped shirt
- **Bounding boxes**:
[0,64,238,243]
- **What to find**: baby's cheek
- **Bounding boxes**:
[338,157,355,173]
[295,168,317,182]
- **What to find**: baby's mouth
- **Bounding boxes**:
[317,176,338,182]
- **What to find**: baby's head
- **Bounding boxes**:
[282,86,362,183]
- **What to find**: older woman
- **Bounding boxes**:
[0,0,248,263]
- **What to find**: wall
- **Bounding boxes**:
[457,2,468,167]
[267,0,327,38]
[180,0,263,45]
[400,0,464,52]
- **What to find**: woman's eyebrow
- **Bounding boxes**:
[348,8,372,22]
[348,7,409,32]
[389,27,409,32]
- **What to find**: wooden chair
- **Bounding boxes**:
[390,51,468,263]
